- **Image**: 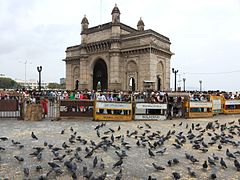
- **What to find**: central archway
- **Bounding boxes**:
[93,59,108,90]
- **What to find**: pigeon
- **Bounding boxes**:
[172,172,181,179]
[156,147,166,155]
[100,158,105,169]
[74,152,82,162]
[93,156,98,168]
[97,130,100,138]
[212,153,219,161]
[84,171,93,179]
[14,155,24,162]
[24,167,30,176]
[62,142,70,149]
[172,143,181,149]
[37,152,42,160]
[95,172,107,180]
[220,158,227,169]
[208,157,216,166]
[0,137,8,141]
[234,159,240,171]
[113,158,123,168]
[218,144,222,150]
[210,172,217,179]
[202,161,208,170]
[148,149,155,157]
[85,150,94,158]
[226,149,236,159]
[48,162,60,169]
[36,165,43,171]
[187,167,197,177]
[118,126,121,131]
[12,140,21,145]
[173,158,180,164]
[115,168,123,180]
[53,154,66,161]
[152,163,165,171]
[31,132,38,140]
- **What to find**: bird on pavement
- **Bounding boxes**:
[187,167,197,177]
[172,172,181,180]
[220,157,227,169]
[0,137,8,141]
[148,149,155,157]
[113,158,123,168]
[226,149,236,159]
[93,156,98,168]
[202,161,208,170]
[14,155,24,162]
[152,163,165,171]
[115,168,123,180]
[234,159,240,171]
[31,132,38,140]
[208,157,216,166]
[23,167,30,176]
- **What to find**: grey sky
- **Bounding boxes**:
[0,0,240,91]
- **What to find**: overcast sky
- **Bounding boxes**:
[0,0,240,91]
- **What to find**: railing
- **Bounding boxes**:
[60,99,94,118]
[134,102,167,121]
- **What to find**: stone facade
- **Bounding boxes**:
[64,5,173,91]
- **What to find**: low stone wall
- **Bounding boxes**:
[24,104,43,121]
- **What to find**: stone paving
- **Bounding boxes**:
[0,115,240,180]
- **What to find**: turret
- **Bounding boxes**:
[81,15,89,32]
[137,17,145,31]
[111,4,120,23]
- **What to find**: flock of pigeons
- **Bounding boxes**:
[0,118,240,179]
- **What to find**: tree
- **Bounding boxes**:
[48,83,65,89]
[0,77,21,89]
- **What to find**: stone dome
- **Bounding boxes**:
[137,17,145,26]
[111,4,120,14]
[81,15,89,24]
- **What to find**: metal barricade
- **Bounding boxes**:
[223,99,240,114]
[210,95,224,115]
[185,101,213,118]
[0,93,23,119]
[60,99,94,118]
[134,102,167,121]
[93,101,133,121]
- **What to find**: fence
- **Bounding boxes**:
[0,96,60,120]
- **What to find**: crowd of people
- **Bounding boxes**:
[1,89,240,119]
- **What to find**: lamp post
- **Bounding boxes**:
[172,68,178,91]
[199,80,202,92]
[183,78,186,91]
[37,66,42,91]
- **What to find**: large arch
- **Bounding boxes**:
[73,66,80,90]
[93,59,108,90]
[126,60,138,91]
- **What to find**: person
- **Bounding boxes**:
[40,97,48,118]
[166,94,173,120]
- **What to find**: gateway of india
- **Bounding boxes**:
[64,4,174,91]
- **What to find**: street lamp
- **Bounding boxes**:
[37,66,42,91]
[172,68,178,91]
[183,78,186,91]
[199,80,202,92]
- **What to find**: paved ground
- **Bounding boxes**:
[0,115,240,180]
